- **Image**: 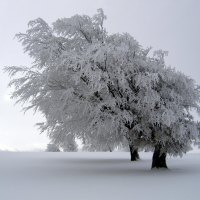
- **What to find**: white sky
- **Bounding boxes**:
[0,0,200,151]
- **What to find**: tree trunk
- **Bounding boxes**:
[151,145,168,169]
[108,146,112,152]
[129,145,139,161]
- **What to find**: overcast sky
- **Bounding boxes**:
[0,0,200,151]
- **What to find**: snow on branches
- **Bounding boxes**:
[4,9,200,163]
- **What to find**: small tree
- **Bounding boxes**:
[129,51,200,168]
[46,143,60,152]
[151,66,200,168]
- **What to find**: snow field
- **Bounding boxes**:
[0,152,199,200]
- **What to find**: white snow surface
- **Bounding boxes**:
[0,151,200,200]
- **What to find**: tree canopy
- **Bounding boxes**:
[4,9,200,168]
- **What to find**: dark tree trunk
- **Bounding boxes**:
[151,145,168,169]
[129,145,139,161]
[108,146,112,152]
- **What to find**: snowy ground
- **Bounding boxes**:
[0,151,200,200]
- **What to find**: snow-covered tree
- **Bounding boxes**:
[130,50,200,168]
[46,143,60,152]
[151,65,200,168]
[4,9,138,157]
[4,9,200,169]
